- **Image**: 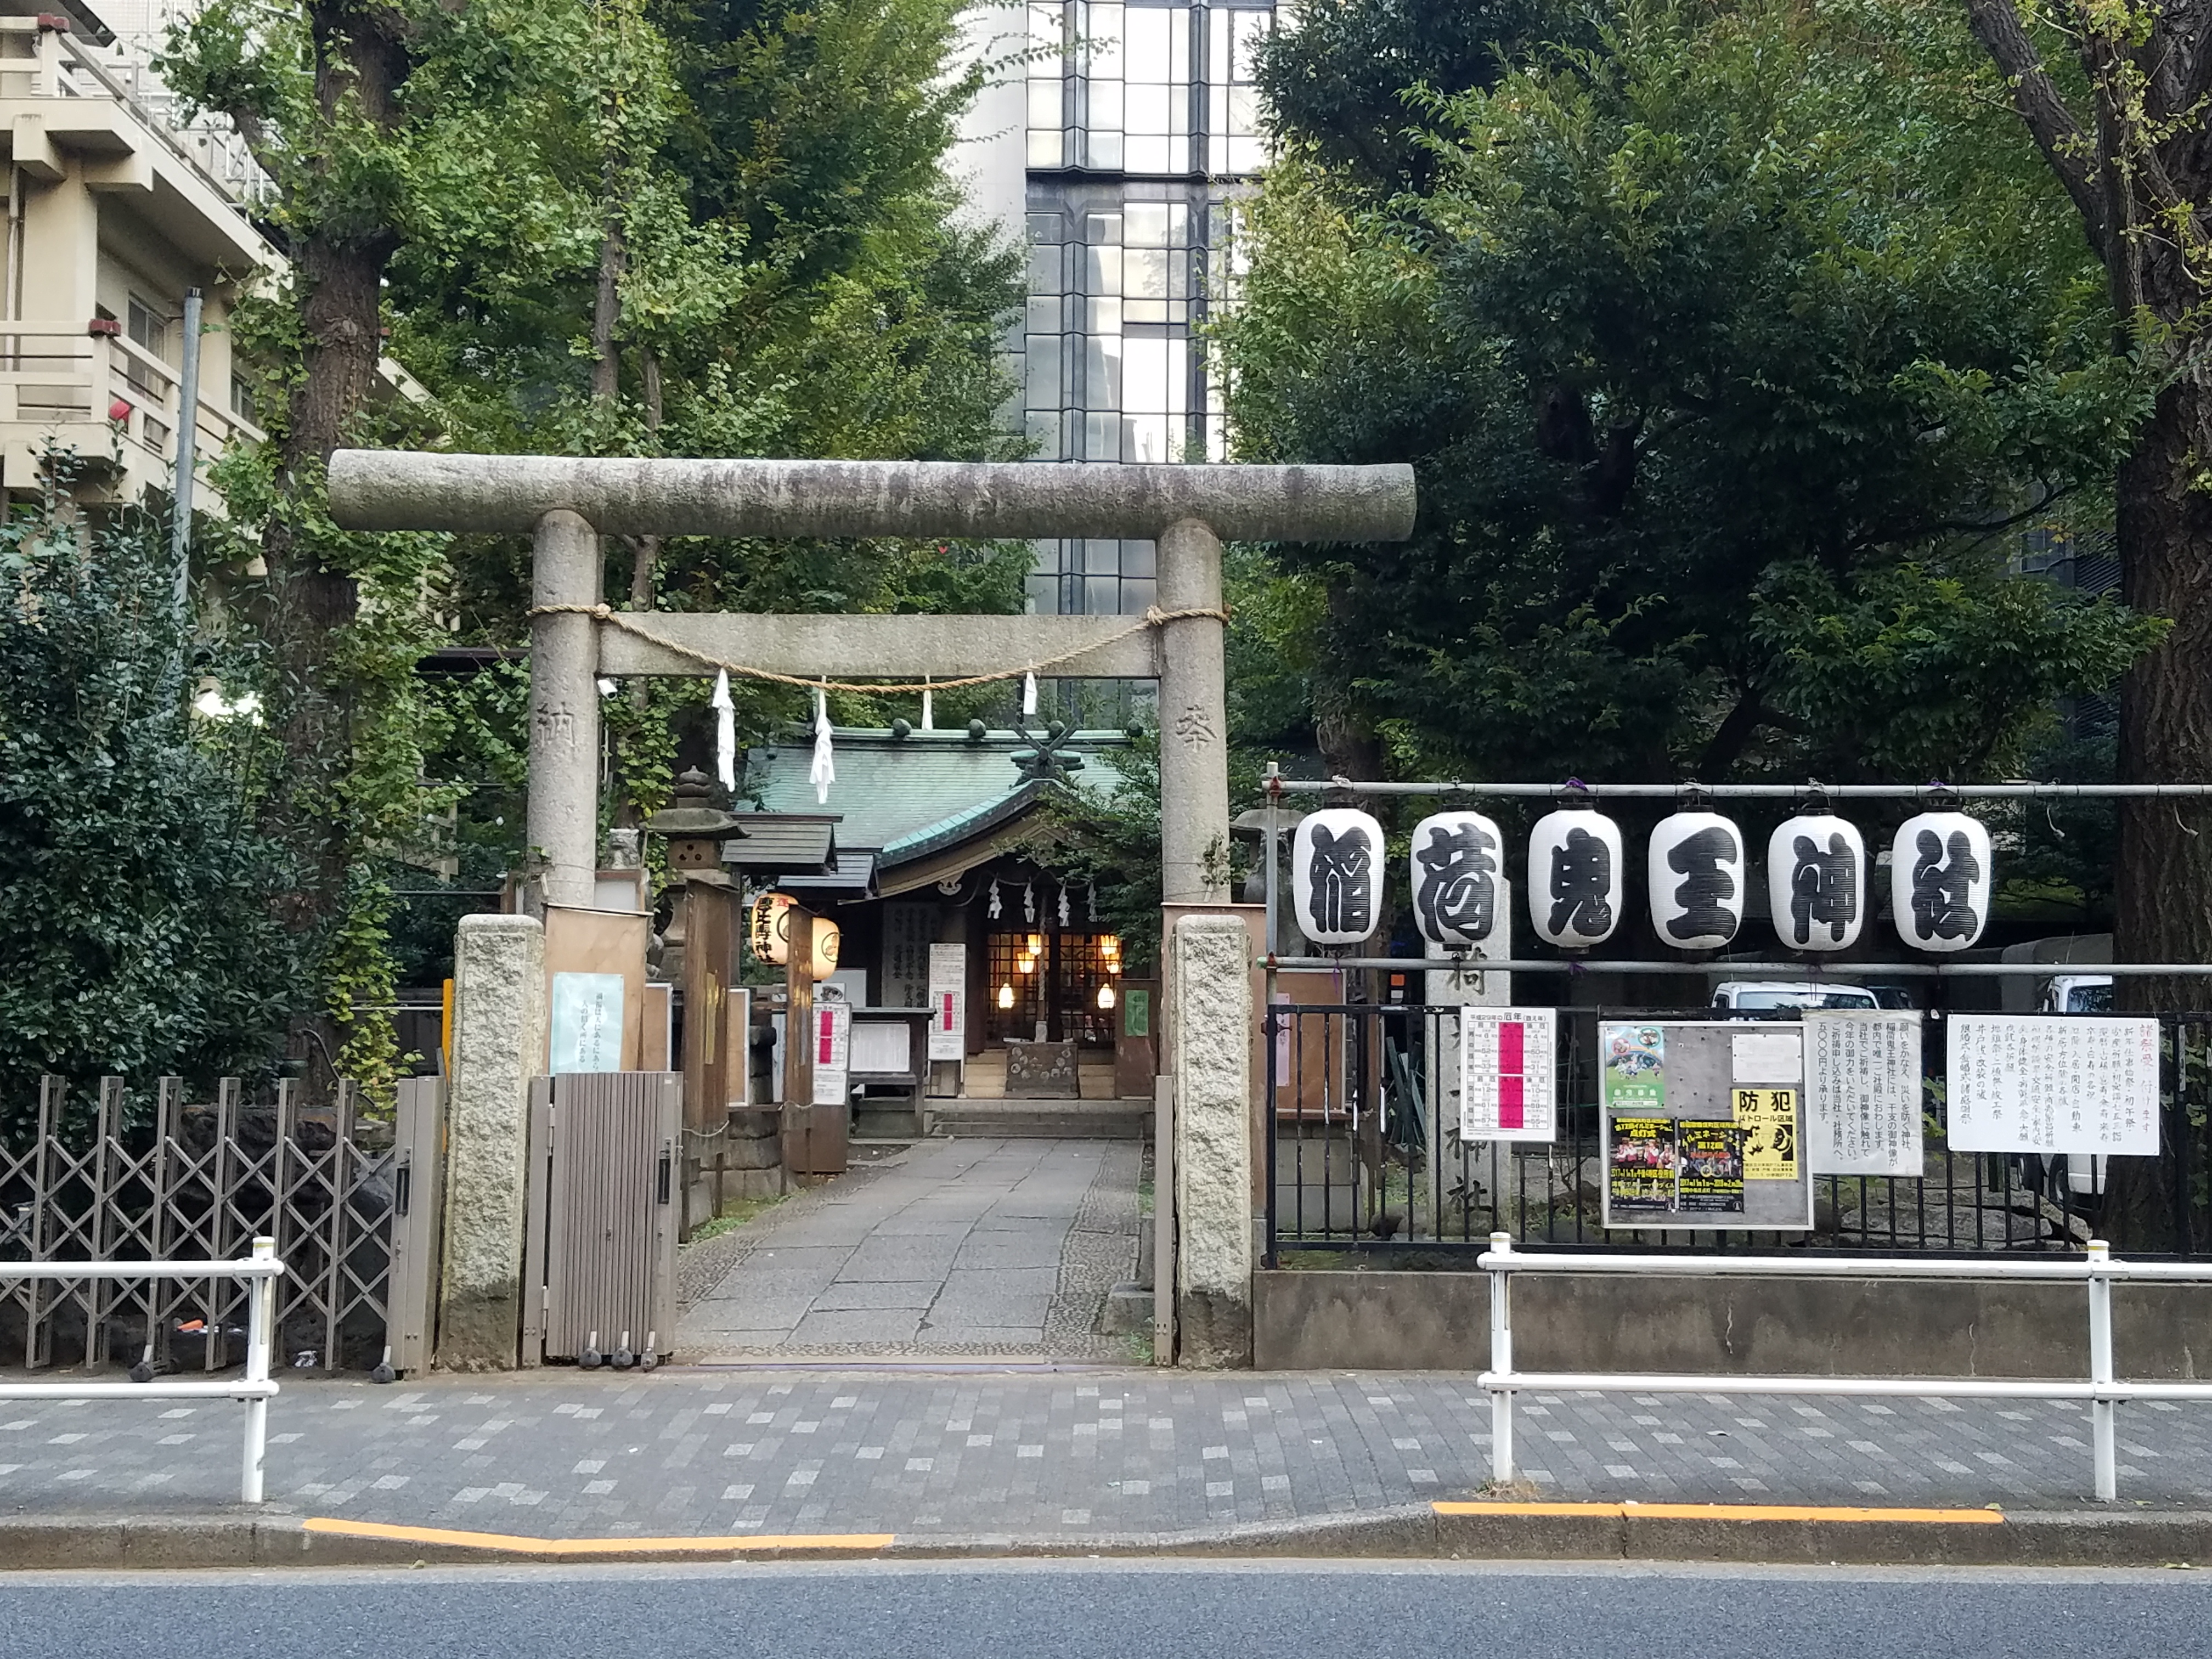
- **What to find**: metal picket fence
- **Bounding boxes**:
[0,1075,443,1374]
[1263,1004,2212,1260]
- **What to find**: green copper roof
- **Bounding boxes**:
[738,728,1126,857]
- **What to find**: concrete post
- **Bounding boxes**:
[438,912,548,1370]
[1156,518,1230,905]
[1171,912,1253,1365]
[530,510,601,909]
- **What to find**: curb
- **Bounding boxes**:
[2,1504,2210,1570]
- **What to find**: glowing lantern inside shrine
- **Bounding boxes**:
[1889,810,1991,952]
[997,983,1015,1011]
[1408,810,1504,949]
[1097,983,1116,1011]
[1291,808,1385,946]
[1527,809,1624,948]
[810,918,841,978]
[1767,814,1865,952]
[1646,811,1743,950]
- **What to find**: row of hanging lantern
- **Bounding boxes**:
[1292,805,1994,954]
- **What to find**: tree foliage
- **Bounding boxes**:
[0,480,303,1136]
[1224,0,2161,788]
[156,0,1028,1059]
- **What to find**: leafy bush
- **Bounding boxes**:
[0,478,305,1137]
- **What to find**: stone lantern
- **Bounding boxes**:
[641,768,741,885]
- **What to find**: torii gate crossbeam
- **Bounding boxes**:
[329,452,1417,912]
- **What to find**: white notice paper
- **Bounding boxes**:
[1946,1015,2160,1155]
[926,943,966,1062]
[1458,1007,1558,1142]
[810,998,852,1106]
[1804,1011,1922,1176]
[1731,1030,1803,1085]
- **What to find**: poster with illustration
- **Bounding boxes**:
[1601,1024,1666,1113]
[1676,1120,1746,1214]
[1608,1117,1677,1211]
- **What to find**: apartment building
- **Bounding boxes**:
[0,0,273,506]
[957,0,1277,634]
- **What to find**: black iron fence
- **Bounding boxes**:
[1262,1004,2212,1260]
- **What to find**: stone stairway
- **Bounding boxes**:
[921,1096,1150,1139]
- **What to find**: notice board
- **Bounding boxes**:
[1599,1020,1814,1231]
[1946,1014,2159,1155]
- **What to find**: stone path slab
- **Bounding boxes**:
[678,1139,1142,1362]
[0,1370,2207,1536]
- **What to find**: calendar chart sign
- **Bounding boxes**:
[1805,1011,1923,1176]
[1458,1007,1559,1142]
[926,943,966,1062]
[1946,1015,2160,1156]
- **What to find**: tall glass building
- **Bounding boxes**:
[956,1,1277,633]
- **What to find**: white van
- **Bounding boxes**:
[2040,974,2113,1014]
[1709,981,1880,1012]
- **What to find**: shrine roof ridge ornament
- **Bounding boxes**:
[326,452,1419,544]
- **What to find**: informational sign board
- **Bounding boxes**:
[550,972,624,1074]
[1804,1010,1923,1175]
[809,997,851,1106]
[1457,1006,1558,1142]
[926,943,966,1062]
[1599,1021,1814,1230]
[1946,1014,2160,1156]
[1124,988,1150,1038]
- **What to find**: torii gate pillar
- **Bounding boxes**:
[1155,518,1228,906]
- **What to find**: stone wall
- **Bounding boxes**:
[1254,1268,2212,1378]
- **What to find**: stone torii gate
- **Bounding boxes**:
[329,450,1415,1366]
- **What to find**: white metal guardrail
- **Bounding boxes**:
[1476,1233,2212,1503]
[0,1238,283,1502]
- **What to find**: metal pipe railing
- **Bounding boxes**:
[1475,1233,2212,1503]
[1259,956,2212,977]
[0,1238,284,1502]
[1266,777,2212,799]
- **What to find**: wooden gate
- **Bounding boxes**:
[521,1071,681,1364]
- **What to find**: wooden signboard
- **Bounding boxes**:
[680,882,738,1135]
[542,905,648,1072]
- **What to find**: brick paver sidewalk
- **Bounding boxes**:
[1,1369,2207,1537]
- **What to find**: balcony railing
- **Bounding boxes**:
[0,323,267,474]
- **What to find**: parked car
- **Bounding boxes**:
[1709,980,1880,1013]
[2040,974,2114,1014]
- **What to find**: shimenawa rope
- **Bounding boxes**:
[524,601,1230,696]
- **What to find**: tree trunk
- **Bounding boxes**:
[262,3,408,934]
[2101,368,2212,1249]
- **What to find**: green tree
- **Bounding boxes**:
[1223,0,2159,791]
[0,481,303,1137]
[1960,0,2212,1017]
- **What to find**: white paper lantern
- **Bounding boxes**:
[1890,810,1992,952]
[1409,810,1505,948]
[1528,809,1624,947]
[1647,811,1743,950]
[1292,808,1385,945]
[1767,814,1865,952]
[748,891,795,966]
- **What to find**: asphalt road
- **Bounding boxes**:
[3,1559,2209,1659]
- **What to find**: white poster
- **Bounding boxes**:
[809,998,851,1106]
[1946,1014,2160,1156]
[1804,1010,1922,1175]
[549,972,623,1074]
[1458,1006,1558,1142]
[926,943,966,1061]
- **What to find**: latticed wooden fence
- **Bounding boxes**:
[0,1076,442,1373]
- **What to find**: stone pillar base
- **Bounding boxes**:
[1171,913,1254,1367]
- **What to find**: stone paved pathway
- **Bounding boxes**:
[678,1139,1142,1362]
[1,1372,2208,1534]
